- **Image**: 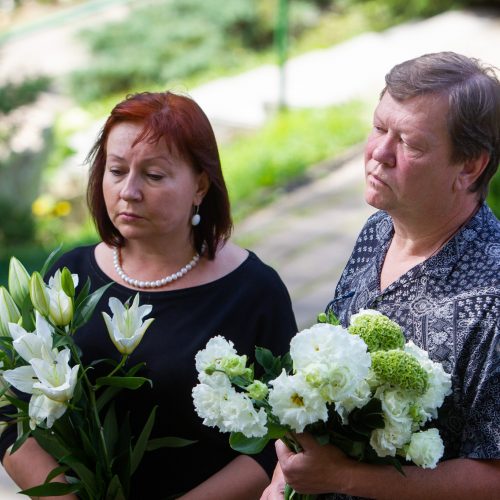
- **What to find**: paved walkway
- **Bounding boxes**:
[0,5,499,496]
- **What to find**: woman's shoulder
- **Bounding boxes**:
[49,243,98,276]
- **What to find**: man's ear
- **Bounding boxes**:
[194,171,210,205]
[454,151,489,192]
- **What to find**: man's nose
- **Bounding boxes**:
[372,135,396,168]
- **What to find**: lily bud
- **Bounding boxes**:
[48,288,74,327]
[8,257,30,308]
[0,287,21,337]
[60,267,75,298]
[30,272,50,317]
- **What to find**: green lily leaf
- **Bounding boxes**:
[229,432,270,454]
[11,428,31,454]
[147,436,197,451]
[96,376,151,390]
[20,481,81,497]
[44,465,71,483]
[73,277,91,310]
[40,245,63,279]
[103,403,118,453]
[72,282,112,330]
[131,406,157,474]
[106,475,127,500]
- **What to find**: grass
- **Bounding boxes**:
[221,101,371,220]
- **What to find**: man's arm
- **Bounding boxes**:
[267,433,500,500]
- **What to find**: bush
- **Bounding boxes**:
[69,0,332,102]
[221,101,370,219]
[0,76,51,114]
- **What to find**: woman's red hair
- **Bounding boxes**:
[86,91,232,259]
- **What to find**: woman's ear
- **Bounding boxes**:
[454,151,489,192]
[194,171,210,205]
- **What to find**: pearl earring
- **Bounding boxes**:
[191,205,201,226]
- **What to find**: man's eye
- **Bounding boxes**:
[147,174,164,181]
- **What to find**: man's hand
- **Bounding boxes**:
[276,433,357,495]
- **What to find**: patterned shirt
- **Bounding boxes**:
[324,203,500,499]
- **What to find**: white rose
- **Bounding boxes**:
[406,428,444,469]
[370,419,413,457]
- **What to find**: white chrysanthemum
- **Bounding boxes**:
[268,370,327,432]
[335,380,373,424]
[404,341,452,422]
[291,323,371,403]
[406,428,444,469]
[370,418,413,457]
[195,336,238,374]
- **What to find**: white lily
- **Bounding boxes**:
[47,269,78,327]
[102,294,154,355]
[9,312,57,363]
[28,393,68,430]
[31,348,79,402]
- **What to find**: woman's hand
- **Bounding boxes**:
[260,463,286,500]
[3,437,78,500]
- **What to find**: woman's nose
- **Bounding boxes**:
[120,174,143,201]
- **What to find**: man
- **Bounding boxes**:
[262,52,500,499]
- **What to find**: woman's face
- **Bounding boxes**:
[102,122,208,245]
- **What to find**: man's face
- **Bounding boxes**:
[364,91,461,218]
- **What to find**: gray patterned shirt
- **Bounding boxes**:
[324,203,500,499]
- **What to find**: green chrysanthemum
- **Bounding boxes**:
[371,350,429,396]
[348,310,405,352]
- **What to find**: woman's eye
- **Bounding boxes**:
[147,173,164,181]
[109,168,123,176]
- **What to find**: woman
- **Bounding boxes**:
[1,91,298,499]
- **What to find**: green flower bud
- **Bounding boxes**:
[30,272,50,317]
[246,380,268,400]
[220,355,250,378]
[8,257,30,308]
[60,267,75,298]
[371,350,429,396]
[0,287,21,337]
[317,312,327,323]
[349,312,405,352]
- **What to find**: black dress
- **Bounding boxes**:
[0,245,298,499]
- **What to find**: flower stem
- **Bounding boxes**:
[107,354,128,378]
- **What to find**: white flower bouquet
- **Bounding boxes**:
[192,309,452,499]
[0,251,192,498]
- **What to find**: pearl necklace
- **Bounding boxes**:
[113,246,202,289]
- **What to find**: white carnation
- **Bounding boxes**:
[195,336,238,374]
[335,380,373,424]
[406,428,444,469]
[192,377,267,437]
[219,391,268,437]
[290,323,371,403]
[268,370,328,432]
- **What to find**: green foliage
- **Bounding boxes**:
[487,170,500,219]
[69,0,334,101]
[221,102,370,218]
[0,76,51,114]
[0,199,35,246]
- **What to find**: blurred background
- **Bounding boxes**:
[0,0,500,493]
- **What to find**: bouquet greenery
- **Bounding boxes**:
[192,309,452,500]
[0,252,192,499]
